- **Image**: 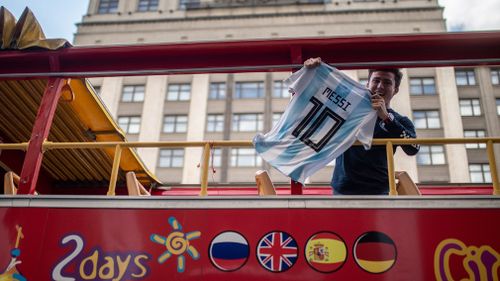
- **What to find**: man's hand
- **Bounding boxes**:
[304,57,322,69]
[371,93,389,120]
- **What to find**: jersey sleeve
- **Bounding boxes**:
[384,115,420,155]
[284,66,316,97]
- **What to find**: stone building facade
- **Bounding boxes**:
[74,0,500,185]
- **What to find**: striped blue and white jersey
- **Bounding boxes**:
[253,63,377,183]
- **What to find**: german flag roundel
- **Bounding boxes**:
[305,232,347,273]
[354,231,397,274]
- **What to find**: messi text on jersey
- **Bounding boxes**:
[321,87,352,111]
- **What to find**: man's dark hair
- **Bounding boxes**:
[368,68,403,88]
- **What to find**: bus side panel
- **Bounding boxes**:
[0,207,498,281]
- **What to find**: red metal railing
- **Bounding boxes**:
[0,32,499,79]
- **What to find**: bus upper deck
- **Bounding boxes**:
[1,8,500,196]
[0,7,499,281]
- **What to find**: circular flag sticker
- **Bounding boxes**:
[209,231,249,272]
[354,231,397,274]
[305,232,347,273]
[257,231,298,272]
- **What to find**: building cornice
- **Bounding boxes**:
[76,6,444,27]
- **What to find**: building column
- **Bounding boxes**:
[391,69,419,182]
[476,67,500,176]
[262,73,273,172]
[436,67,470,182]
[125,0,138,13]
[117,0,127,14]
[167,0,180,11]
[220,74,234,183]
[182,74,209,184]
[88,0,99,14]
[99,77,123,118]
[137,75,167,173]
[342,70,358,81]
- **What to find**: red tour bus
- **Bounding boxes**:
[0,8,499,281]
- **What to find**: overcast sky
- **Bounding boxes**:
[439,0,500,31]
[1,0,500,42]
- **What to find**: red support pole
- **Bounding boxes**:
[290,180,303,195]
[18,78,65,195]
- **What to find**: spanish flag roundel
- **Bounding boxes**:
[354,231,397,274]
[305,232,347,273]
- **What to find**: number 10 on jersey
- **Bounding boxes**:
[292,96,346,152]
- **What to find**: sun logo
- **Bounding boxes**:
[150,217,201,273]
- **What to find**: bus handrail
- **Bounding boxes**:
[1,137,499,196]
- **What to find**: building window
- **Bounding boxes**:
[179,0,200,9]
[417,145,446,165]
[459,99,481,116]
[469,164,491,183]
[163,115,188,133]
[455,70,476,86]
[211,148,222,167]
[410,78,436,95]
[491,69,500,85]
[230,148,262,167]
[121,85,145,102]
[464,130,486,149]
[273,81,290,98]
[497,99,500,115]
[232,113,263,132]
[209,82,226,100]
[98,0,119,14]
[235,82,264,99]
[358,78,368,86]
[413,110,441,129]
[206,114,224,132]
[158,149,184,168]
[117,116,141,134]
[138,0,158,11]
[167,84,191,101]
[272,113,283,127]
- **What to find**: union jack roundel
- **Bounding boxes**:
[256,231,298,272]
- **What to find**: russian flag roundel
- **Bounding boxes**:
[354,231,397,274]
[209,231,249,272]
[305,232,347,273]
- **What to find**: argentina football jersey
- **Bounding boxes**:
[253,63,377,183]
